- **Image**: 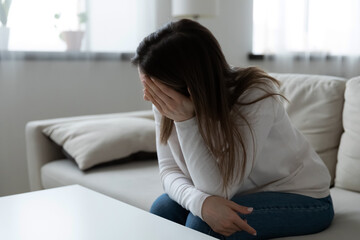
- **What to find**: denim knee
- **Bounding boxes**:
[185,213,211,233]
[186,213,224,239]
[150,194,189,225]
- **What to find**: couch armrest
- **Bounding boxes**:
[25,110,154,191]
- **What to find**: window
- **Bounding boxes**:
[252,0,360,56]
[4,0,155,52]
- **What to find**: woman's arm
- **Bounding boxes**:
[147,80,259,236]
[154,105,257,236]
[174,87,279,198]
[153,106,211,219]
[145,74,279,198]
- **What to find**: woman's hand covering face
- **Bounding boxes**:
[139,72,195,122]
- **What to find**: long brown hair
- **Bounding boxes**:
[132,19,283,192]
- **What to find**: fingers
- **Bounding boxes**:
[214,215,255,237]
[211,217,239,237]
[233,217,257,236]
[140,75,195,121]
[143,77,173,104]
[143,79,163,112]
[202,196,257,238]
[221,223,242,237]
[230,201,254,215]
[152,78,185,102]
[143,89,150,101]
[144,87,165,113]
[229,202,257,236]
[142,77,175,116]
[139,72,168,110]
[144,80,166,104]
[220,230,237,237]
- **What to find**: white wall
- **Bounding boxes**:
[1,0,359,197]
[0,61,151,196]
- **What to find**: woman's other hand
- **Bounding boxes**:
[141,74,195,122]
[202,196,257,237]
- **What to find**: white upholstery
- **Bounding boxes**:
[42,117,156,170]
[26,110,155,191]
[25,73,360,239]
[272,74,346,185]
[40,160,360,240]
[41,159,163,211]
[336,77,360,192]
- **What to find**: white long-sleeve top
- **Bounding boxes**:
[153,85,331,220]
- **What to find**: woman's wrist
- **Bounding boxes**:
[174,116,197,129]
[174,114,195,123]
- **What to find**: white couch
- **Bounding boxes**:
[26,73,360,239]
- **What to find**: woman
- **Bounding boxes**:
[132,19,334,239]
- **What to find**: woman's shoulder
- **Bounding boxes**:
[237,80,281,104]
[231,80,284,125]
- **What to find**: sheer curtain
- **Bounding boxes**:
[253,0,360,78]
[1,0,156,54]
[89,0,156,52]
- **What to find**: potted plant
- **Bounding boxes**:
[0,0,12,50]
[54,11,87,51]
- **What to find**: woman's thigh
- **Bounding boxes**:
[227,191,334,239]
[150,193,190,226]
[186,191,334,240]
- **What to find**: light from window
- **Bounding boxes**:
[252,0,360,56]
[6,0,155,52]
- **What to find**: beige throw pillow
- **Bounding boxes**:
[272,73,346,186]
[42,117,156,170]
[336,76,360,192]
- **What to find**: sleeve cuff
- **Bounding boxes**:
[189,191,211,220]
[174,116,197,129]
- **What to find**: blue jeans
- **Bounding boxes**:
[150,192,334,239]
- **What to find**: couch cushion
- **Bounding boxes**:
[276,187,360,239]
[336,76,360,192]
[41,159,164,211]
[42,159,360,240]
[42,117,156,170]
[271,74,346,186]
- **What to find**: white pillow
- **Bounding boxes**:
[42,117,156,170]
[336,76,360,192]
[271,73,346,186]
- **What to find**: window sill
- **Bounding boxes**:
[0,51,135,61]
[248,53,357,61]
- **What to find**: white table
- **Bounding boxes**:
[0,185,216,240]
